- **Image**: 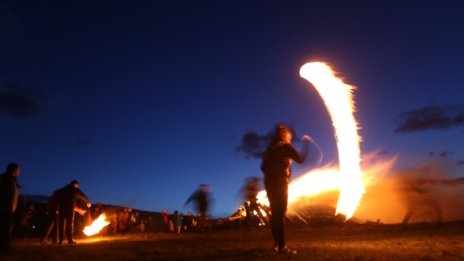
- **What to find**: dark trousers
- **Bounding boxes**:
[265,181,288,249]
[0,211,13,252]
[42,212,59,243]
[59,209,75,243]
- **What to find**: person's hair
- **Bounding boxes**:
[271,123,291,143]
[6,163,19,174]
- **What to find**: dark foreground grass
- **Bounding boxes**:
[2,222,464,261]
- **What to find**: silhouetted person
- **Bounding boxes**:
[241,176,266,230]
[182,211,195,232]
[184,184,212,218]
[41,189,61,244]
[261,124,309,254]
[57,180,91,244]
[0,163,20,253]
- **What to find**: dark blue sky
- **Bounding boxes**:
[1,1,464,217]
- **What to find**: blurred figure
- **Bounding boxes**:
[184,184,213,231]
[12,196,27,237]
[241,176,266,230]
[172,210,182,235]
[117,208,129,233]
[41,189,61,244]
[184,184,212,218]
[0,163,20,253]
[182,211,195,233]
[137,219,146,233]
[160,210,169,232]
[16,203,35,238]
[261,124,309,254]
[56,180,91,244]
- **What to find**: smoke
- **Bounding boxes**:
[285,153,464,224]
[354,161,464,223]
[395,104,464,133]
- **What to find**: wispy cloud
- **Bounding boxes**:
[395,104,464,133]
[428,150,454,158]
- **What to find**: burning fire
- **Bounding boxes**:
[83,213,110,236]
[299,62,363,219]
[256,62,365,220]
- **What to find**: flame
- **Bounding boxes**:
[257,166,339,206]
[298,62,363,219]
[83,213,110,236]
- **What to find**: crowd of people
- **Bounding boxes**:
[0,123,310,255]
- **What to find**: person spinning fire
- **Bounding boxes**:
[261,124,310,254]
[56,180,91,244]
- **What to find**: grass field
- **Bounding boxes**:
[2,222,464,261]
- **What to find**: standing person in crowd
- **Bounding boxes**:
[56,180,91,244]
[160,210,169,232]
[172,211,182,235]
[41,189,61,244]
[0,163,21,253]
[182,211,195,233]
[261,124,310,254]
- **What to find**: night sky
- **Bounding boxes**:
[1,1,464,217]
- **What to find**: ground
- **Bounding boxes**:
[2,222,464,261]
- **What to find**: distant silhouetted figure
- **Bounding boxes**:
[172,210,182,235]
[241,176,266,230]
[41,189,61,244]
[261,124,309,254]
[0,163,21,253]
[56,180,91,244]
[182,211,195,232]
[184,184,212,218]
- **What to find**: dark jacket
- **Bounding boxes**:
[46,189,61,214]
[261,142,305,184]
[56,184,90,212]
[185,190,210,213]
[0,173,20,213]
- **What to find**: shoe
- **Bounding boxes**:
[68,240,77,245]
[276,246,297,255]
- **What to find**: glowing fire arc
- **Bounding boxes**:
[299,62,364,219]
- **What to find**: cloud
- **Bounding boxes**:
[0,81,44,118]
[395,104,464,133]
[428,150,454,158]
